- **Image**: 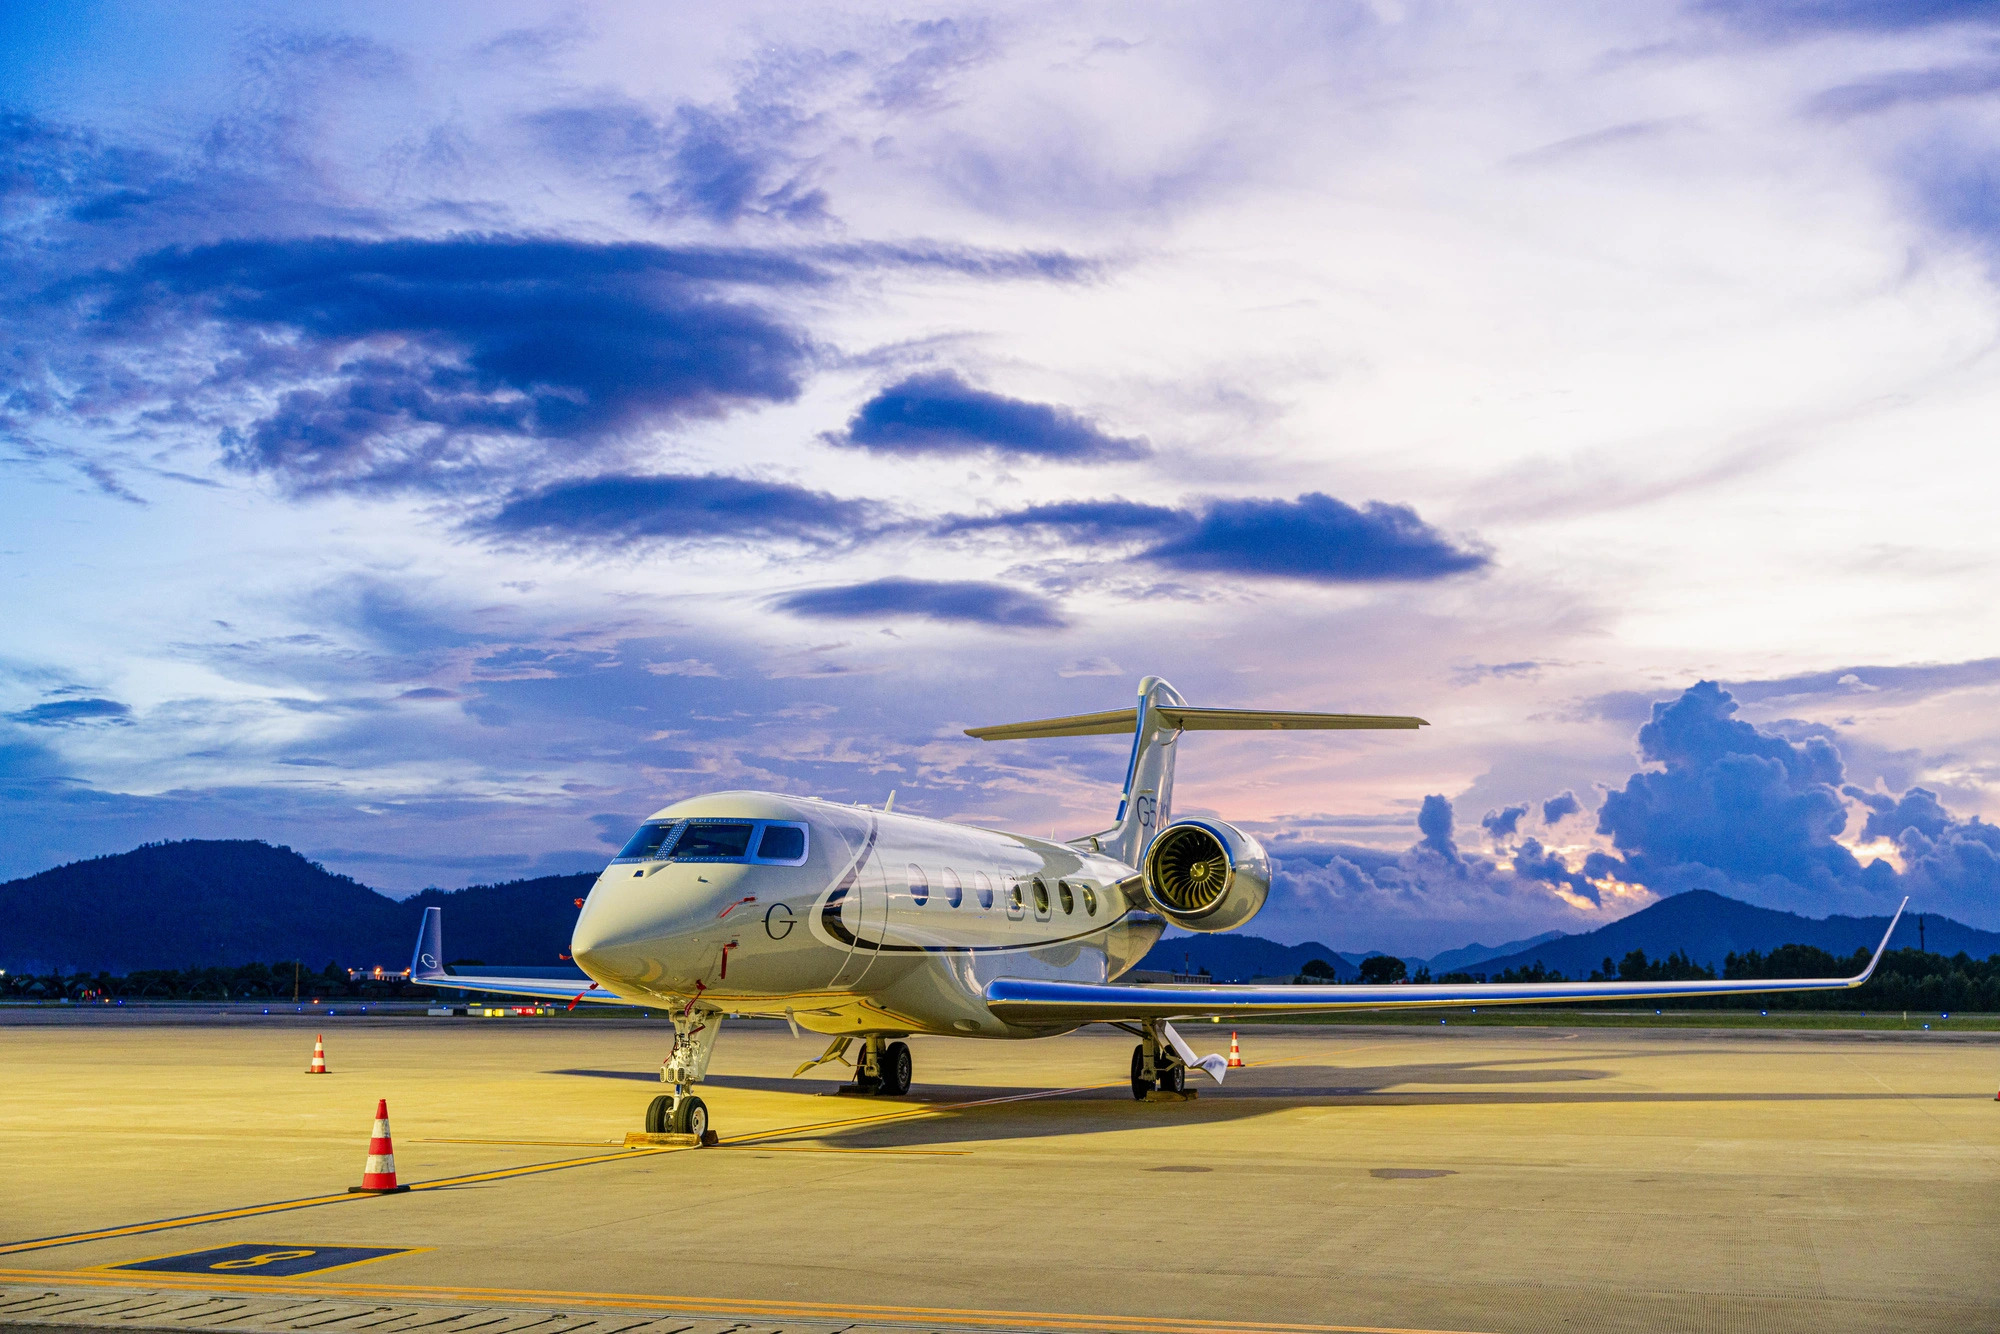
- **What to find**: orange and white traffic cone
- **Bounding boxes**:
[1226,1031,1245,1069]
[348,1099,409,1194]
[306,1034,328,1074]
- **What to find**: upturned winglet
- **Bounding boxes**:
[1850,897,1909,985]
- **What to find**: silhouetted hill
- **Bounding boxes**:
[1139,936,1361,982]
[1140,929,1569,981]
[0,840,594,973]
[1471,889,2000,978]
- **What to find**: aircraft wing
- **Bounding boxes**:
[406,905,629,1006]
[987,900,1906,1025]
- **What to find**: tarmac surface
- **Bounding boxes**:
[3,1010,1997,1333]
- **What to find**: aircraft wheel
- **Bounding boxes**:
[645,1094,670,1133]
[880,1041,912,1097]
[1159,1062,1185,1094]
[1130,1043,1154,1100]
[673,1094,708,1138]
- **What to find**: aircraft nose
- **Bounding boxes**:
[570,874,667,984]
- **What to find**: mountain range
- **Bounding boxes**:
[4,839,1994,980]
[0,840,591,973]
[1139,889,1998,982]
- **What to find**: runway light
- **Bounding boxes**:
[1924,1023,1931,1029]
[1760,1010,1767,1016]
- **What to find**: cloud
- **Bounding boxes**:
[1808,62,2000,119]
[1480,804,1528,839]
[645,658,723,678]
[825,372,1149,462]
[1700,0,2000,35]
[774,577,1065,628]
[525,98,829,227]
[1541,790,1582,825]
[43,235,823,493]
[7,698,133,727]
[474,473,875,549]
[936,492,1489,585]
[1058,656,1124,678]
[1142,494,1489,584]
[1595,681,1863,890]
[1417,794,1463,862]
[936,498,1182,540]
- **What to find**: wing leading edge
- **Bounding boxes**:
[406,905,627,1005]
[986,899,1908,1025]
[965,705,1426,741]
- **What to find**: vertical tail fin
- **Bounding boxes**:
[1108,676,1184,865]
[411,906,446,981]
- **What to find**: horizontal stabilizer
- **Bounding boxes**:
[966,705,1426,740]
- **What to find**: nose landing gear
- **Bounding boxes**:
[645,1092,708,1138]
[644,1003,723,1142]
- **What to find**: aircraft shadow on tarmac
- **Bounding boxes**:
[543,1055,1982,1150]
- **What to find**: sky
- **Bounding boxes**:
[3,0,1999,954]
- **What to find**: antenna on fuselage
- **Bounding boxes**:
[884,789,897,812]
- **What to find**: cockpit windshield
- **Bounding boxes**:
[616,821,679,862]
[675,823,753,859]
[611,818,810,866]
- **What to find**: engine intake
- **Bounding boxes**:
[1142,820,1270,933]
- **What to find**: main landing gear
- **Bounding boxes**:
[852,1036,913,1097]
[787,1034,916,1096]
[644,1003,722,1142]
[1129,1022,1188,1100]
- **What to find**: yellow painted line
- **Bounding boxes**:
[1,1039,1367,1258]
[711,1144,970,1155]
[411,1138,625,1148]
[0,1267,1491,1334]
[0,1147,688,1256]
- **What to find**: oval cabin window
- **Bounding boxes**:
[1080,884,1098,916]
[974,871,995,910]
[907,864,929,906]
[941,867,963,907]
[1058,880,1075,914]
[1032,878,1050,916]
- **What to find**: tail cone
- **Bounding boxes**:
[1226,1031,1245,1069]
[349,1098,410,1195]
[306,1034,328,1075]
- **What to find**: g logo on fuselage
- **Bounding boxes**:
[1136,794,1157,828]
[764,902,795,940]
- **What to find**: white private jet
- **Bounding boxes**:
[410,675,1906,1140]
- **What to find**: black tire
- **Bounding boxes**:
[1130,1043,1154,1100]
[645,1094,670,1133]
[1159,1062,1185,1094]
[673,1094,708,1138]
[881,1041,912,1097]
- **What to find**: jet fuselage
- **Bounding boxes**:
[569,791,1165,1039]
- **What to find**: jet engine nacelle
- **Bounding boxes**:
[1141,819,1270,933]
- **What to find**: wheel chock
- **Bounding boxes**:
[623,1131,706,1147]
[1143,1088,1199,1102]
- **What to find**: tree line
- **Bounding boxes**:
[4,960,434,1003]
[1305,946,2000,1012]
